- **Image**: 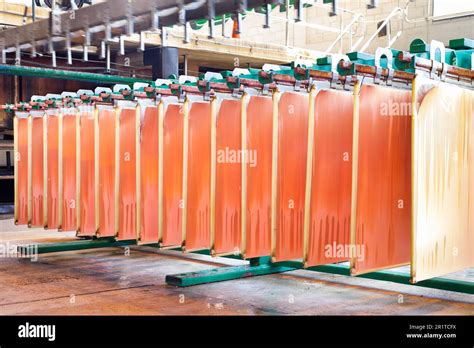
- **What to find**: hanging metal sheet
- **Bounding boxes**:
[185,101,212,251]
[140,104,159,244]
[97,106,116,237]
[351,83,412,275]
[30,112,46,228]
[14,114,29,225]
[214,98,243,256]
[304,89,353,267]
[412,77,474,282]
[61,113,77,231]
[77,107,97,236]
[162,103,184,247]
[244,94,274,259]
[272,91,309,262]
[46,112,60,229]
[117,106,140,241]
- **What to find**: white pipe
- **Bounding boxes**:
[325,13,364,54]
[359,7,403,52]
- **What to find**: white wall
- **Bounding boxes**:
[234,0,474,55]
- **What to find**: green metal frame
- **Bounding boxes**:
[165,258,474,295]
[17,238,139,256]
[17,236,473,294]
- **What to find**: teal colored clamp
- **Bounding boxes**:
[45,93,62,109]
[112,84,134,101]
[77,89,94,104]
[30,95,46,110]
[95,87,113,103]
[132,82,155,99]
[449,38,474,70]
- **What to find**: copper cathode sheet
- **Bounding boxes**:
[186,101,212,251]
[306,89,353,267]
[274,92,309,262]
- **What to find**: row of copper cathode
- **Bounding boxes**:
[13,77,472,283]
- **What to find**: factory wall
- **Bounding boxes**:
[238,0,474,55]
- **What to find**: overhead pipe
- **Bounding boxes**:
[0,64,150,85]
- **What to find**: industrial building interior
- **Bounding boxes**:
[0,0,473,345]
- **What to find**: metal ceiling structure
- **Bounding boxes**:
[0,0,286,67]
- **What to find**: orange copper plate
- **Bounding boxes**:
[31,116,44,227]
[16,117,29,225]
[162,104,184,247]
[214,99,242,255]
[61,114,76,231]
[352,84,411,275]
[117,107,137,241]
[46,115,59,229]
[412,80,474,282]
[78,111,96,236]
[245,95,273,258]
[274,92,309,262]
[98,108,116,237]
[306,89,353,267]
[140,105,159,244]
[186,101,211,251]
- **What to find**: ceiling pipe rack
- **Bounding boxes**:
[0,0,285,68]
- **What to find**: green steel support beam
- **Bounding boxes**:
[0,64,151,85]
[166,258,474,295]
[17,238,137,256]
[165,262,295,287]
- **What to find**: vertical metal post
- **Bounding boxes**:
[209,18,215,38]
[207,0,216,38]
[295,0,303,22]
[410,76,418,283]
[303,85,316,267]
[209,96,217,253]
[264,3,271,28]
[221,14,226,37]
[140,31,146,51]
[184,22,190,43]
[181,98,190,249]
[32,0,36,22]
[27,115,32,226]
[157,101,164,244]
[240,93,248,256]
[57,113,63,230]
[13,116,19,224]
[114,106,120,237]
[106,44,111,72]
[84,28,90,61]
[330,0,338,16]
[75,111,81,233]
[183,54,188,76]
[270,89,279,260]
[349,80,361,274]
[43,114,48,228]
[119,36,125,56]
[94,108,100,234]
[135,105,142,240]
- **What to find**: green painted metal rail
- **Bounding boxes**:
[17,238,138,256]
[166,258,474,295]
[0,64,150,85]
[166,262,294,287]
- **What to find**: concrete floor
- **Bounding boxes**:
[0,218,473,315]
